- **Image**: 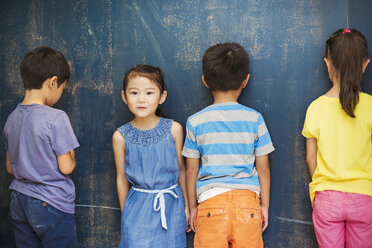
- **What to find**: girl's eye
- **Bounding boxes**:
[130,91,137,95]
[147,92,154,95]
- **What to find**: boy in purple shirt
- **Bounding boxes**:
[3,47,79,248]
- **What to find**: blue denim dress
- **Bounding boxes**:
[118,118,186,248]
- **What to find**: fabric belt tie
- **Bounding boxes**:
[132,184,178,230]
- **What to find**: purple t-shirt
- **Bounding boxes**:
[3,104,79,214]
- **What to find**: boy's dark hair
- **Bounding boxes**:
[20,47,70,90]
[123,64,167,118]
[324,28,369,118]
[202,42,250,91]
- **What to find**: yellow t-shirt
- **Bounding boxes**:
[302,92,372,204]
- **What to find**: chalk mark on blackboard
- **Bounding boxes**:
[276,216,313,225]
[131,2,166,71]
[76,204,120,211]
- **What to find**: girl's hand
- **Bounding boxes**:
[189,207,197,232]
[261,206,269,232]
[185,207,191,232]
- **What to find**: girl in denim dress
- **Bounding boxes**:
[113,64,189,248]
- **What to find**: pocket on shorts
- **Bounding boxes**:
[198,208,224,218]
[313,192,341,220]
[29,197,50,215]
[238,208,261,225]
[9,191,25,222]
[195,208,224,231]
[195,208,223,225]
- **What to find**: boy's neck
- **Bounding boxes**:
[22,89,47,105]
[211,89,242,104]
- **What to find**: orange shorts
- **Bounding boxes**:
[194,189,263,248]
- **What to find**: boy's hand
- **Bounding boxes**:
[189,207,197,232]
[185,206,192,232]
[261,206,269,232]
[186,157,199,232]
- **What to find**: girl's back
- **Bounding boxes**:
[303,92,372,202]
[302,28,372,248]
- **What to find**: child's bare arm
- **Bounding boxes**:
[57,149,76,175]
[186,157,199,232]
[113,130,130,212]
[256,154,270,232]
[171,122,191,231]
[306,138,317,177]
[6,151,13,175]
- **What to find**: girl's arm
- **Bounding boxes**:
[186,157,199,232]
[171,121,190,231]
[6,151,13,175]
[113,130,130,212]
[256,154,270,232]
[306,138,317,177]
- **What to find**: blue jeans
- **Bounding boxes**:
[9,191,77,248]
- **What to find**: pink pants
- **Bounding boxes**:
[313,190,372,248]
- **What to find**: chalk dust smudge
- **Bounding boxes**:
[161,2,202,70]
[70,0,113,96]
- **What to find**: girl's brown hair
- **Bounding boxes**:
[324,28,369,118]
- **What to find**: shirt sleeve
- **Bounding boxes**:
[3,115,11,151]
[254,113,275,156]
[50,112,80,157]
[182,118,200,158]
[302,106,314,138]
[3,130,8,151]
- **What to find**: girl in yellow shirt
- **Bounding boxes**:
[303,28,372,248]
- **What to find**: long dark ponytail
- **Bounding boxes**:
[324,28,369,118]
[123,64,167,118]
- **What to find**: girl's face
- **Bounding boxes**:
[122,76,167,119]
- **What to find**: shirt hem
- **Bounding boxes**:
[9,184,75,214]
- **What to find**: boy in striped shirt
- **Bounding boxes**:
[183,42,274,248]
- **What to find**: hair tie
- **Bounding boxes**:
[343,28,351,34]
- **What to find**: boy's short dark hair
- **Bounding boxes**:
[202,42,250,91]
[20,47,70,90]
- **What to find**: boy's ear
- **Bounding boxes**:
[44,76,58,90]
[121,90,127,104]
[201,75,210,88]
[159,90,167,104]
[241,74,250,88]
[362,59,370,73]
[50,76,58,88]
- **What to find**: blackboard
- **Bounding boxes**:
[1,0,371,247]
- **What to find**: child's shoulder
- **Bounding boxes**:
[7,104,67,125]
[189,102,261,120]
[35,106,70,125]
[360,92,372,102]
[358,92,372,112]
[117,117,174,144]
[117,117,173,132]
[306,95,328,110]
[116,121,135,140]
[188,102,262,126]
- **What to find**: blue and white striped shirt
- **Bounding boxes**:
[182,102,274,200]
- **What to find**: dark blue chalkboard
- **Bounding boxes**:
[1,0,371,247]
